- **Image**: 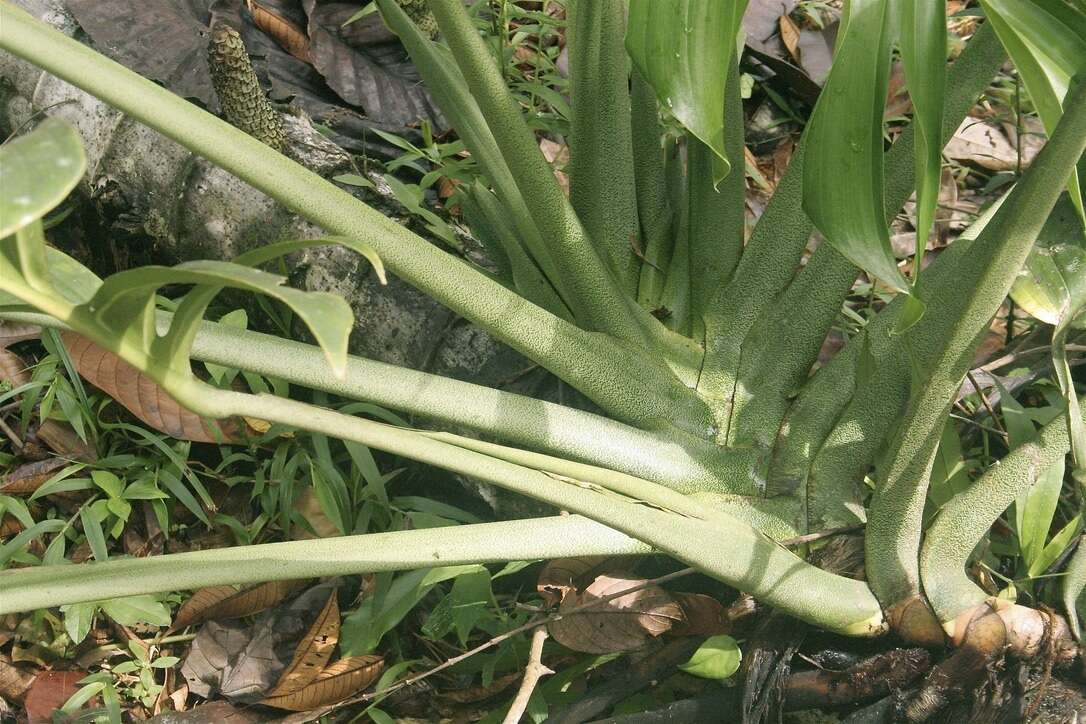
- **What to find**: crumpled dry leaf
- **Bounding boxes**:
[24,670,87,723]
[263,589,339,697]
[0,458,70,496]
[548,575,683,654]
[300,0,442,127]
[181,582,339,703]
[35,419,97,463]
[259,654,384,711]
[0,349,31,390]
[0,321,41,348]
[60,332,244,444]
[0,655,35,704]
[247,0,311,63]
[144,700,268,723]
[670,593,730,637]
[65,0,220,110]
[536,557,635,606]
[174,579,309,629]
[943,117,1021,172]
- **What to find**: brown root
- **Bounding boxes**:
[782,648,930,711]
[903,600,1080,722]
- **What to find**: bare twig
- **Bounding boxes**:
[502,627,553,724]
[0,414,23,451]
[966,370,1008,443]
[302,524,862,720]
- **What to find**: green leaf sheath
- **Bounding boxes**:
[0,4,710,434]
[376,0,568,306]
[568,0,641,294]
[802,0,907,292]
[631,68,674,311]
[626,0,749,185]
[897,0,946,276]
[426,0,648,346]
[868,77,1086,614]
[921,397,1086,628]
[762,23,1007,514]
[1062,535,1086,640]
[688,60,746,336]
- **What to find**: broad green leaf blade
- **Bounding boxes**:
[803,0,909,292]
[981,0,1086,220]
[626,0,749,184]
[1017,456,1065,572]
[897,0,946,274]
[0,118,86,238]
[679,634,742,679]
[1010,194,1086,328]
[84,260,354,377]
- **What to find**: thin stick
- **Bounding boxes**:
[0,413,23,451]
[966,370,1008,443]
[502,627,552,724]
[313,524,862,719]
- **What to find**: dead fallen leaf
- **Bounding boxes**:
[247,0,312,63]
[34,419,97,462]
[60,332,243,444]
[0,515,25,538]
[0,655,35,704]
[438,672,520,703]
[943,117,1020,172]
[174,580,309,629]
[779,14,801,64]
[0,348,31,389]
[0,321,41,348]
[145,700,268,723]
[537,557,635,606]
[264,589,339,697]
[291,487,341,540]
[0,458,71,495]
[260,655,384,710]
[670,593,730,637]
[538,138,570,197]
[24,670,87,724]
[548,575,683,654]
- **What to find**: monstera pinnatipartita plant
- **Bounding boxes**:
[2,0,1086,713]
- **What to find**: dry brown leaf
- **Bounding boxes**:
[0,515,25,538]
[0,458,70,495]
[538,138,570,197]
[548,575,683,654]
[264,589,339,697]
[247,0,312,63]
[260,655,384,711]
[0,348,31,389]
[290,487,341,540]
[60,332,243,444]
[0,655,36,703]
[943,117,1020,172]
[0,321,40,349]
[536,557,635,606]
[438,672,520,703]
[173,580,308,628]
[24,670,87,723]
[779,14,802,64]
[35,419,97,462]
[669,593,730,637]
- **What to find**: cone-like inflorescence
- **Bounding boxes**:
[208,24,285,151]
[398,0,439,39]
